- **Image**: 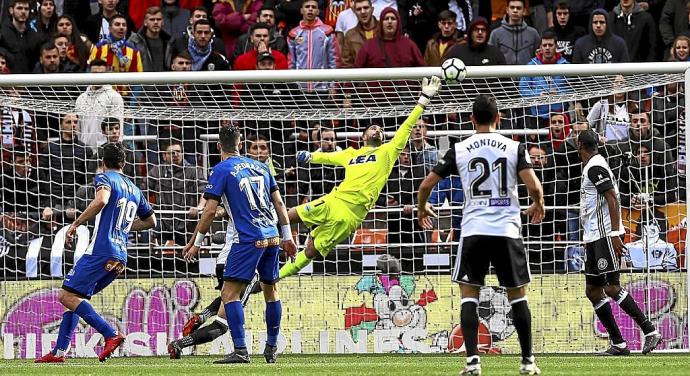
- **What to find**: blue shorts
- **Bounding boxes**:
[62,254,126,299]
[224,241,279,285]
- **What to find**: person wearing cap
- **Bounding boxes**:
[234,22,288,70]
[255,50,275,70]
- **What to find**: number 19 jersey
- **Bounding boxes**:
[433,132,532,238]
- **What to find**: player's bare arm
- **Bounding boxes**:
[130,213,157,232]
[65,186,111,245]
[416,171,444,230]
[603,188,626,257]
[270,189,297,260]
[518,168,545,224]
[183,197,220,262]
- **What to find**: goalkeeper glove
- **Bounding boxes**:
[296,150,312,163]
[418,76,442,107]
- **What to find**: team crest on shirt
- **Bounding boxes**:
[597,258,608,270]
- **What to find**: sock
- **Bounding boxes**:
[183,320,228,347]
[224,301,246,349]
[74,300,116,339]
[265,300,282,347]
[510,297,533,361]
[613,288,655,334]
[279,251,313,279]
[460,298,480,357]
[200,296,223,322]
[593,298,624,345]
[53,311,79,355]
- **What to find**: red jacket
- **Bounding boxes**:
[354,8,424,68]
[233,49,288,70]
[213,0,264,58]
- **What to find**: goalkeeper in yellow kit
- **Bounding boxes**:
[279,76,442,278]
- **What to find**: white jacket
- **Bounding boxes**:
[74,85,124,150]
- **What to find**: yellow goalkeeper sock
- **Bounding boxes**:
[279,251,313,279]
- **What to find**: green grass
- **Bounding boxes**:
[3,353,690,375]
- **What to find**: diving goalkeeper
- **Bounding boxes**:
[279,76,442,278]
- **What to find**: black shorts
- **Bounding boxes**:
[452,235,530,288]
[215,263,224,290]
[584,237,621,287]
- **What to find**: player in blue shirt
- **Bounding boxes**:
[183,126,296,364]
[36,143,156,363]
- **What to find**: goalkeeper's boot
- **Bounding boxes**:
[213,348,250,364]
[98,333,125,362]
[598,342,630,356]
[168,339,183,359]
[183,313,203,337]
[642,331,662,355]
[35,352,65,363]
[460,356,481,376]
[263,344,278,364]
[519,356,541,375]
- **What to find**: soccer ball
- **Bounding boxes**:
[441,58,467,83]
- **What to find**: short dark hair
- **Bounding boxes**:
[541,30,557,42]
[472,94,498,125]
[193,18,211,32]
[145,6,162,16]
[555,0,570,10]
[219,125,242,153]
[577,129,599,152]
[301,0,319,8]
[191,6,208,15]
[89,59,108,69]
[245,132,268,150]
[10,0,30,7]
[100,117,120,132]
[259,6,275,15]
[631,110,650,121]
[109,14,128,27]
[39,42,58,55]
[250,22,271,35]
[438,10,457,21]
[102,142,126,169]
[173,50,192,61]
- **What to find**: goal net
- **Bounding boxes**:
[0,65,687,358]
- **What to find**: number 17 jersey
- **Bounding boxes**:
[433,132,532,239]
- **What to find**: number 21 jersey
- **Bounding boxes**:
[433,133,532,238]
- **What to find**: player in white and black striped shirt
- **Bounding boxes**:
[577,129,661,356]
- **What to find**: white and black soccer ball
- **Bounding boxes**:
[441,58,467,83]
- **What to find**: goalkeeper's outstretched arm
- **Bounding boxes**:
[389,77,442,155]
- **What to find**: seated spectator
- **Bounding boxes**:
[88,14,144,73]
[28,0,57,40]
[573,9,630,64]
[161,0,191,38]
[409,118,437,173]
[518,31,570,127]
[488,0,540,65]
[659,0,688,56]
[547,0,586,63]
[231,6,288,65]
[340,0,378,69]
[83,0,135,44]
[608,0,656,62]
[95,117,137,180]
[53,15,92,70]
[668,35,690,61]
[586,76,635,141]
[423,10,464,67]
[128,6,171,72]
[186,19,230,71]
[234,22,288,70]
[354,7,424,68]
[444,17,506,66]
[165,6,227,68]
[52,34,82,72]
[0,147,40,214]
[213,0,263,59]
[0,0,42,73]
[32,43,62,74]
[145,141,206,245]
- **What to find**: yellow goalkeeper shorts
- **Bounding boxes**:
[295,195,368,257]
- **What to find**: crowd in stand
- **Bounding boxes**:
[0,0,688,274]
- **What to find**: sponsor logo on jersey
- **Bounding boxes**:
[489,198,510,207]
[348,154,377,165]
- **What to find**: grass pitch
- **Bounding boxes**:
[3,353,690,375]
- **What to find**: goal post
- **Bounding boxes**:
[0,63,688,358]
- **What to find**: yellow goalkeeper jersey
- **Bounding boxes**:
[310,105,425,210]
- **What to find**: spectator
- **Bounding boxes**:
[554,121,589,244]
[0,147,40,214]
[608,0,656,62]
[354,7,424,68]
[231,6,288,65]
[32,43,62,74]
[95,117,137,180]
[568,0,605,27]
[573,9,630,63]
[652,82,683,145]
[0,0,42,73]
[335,0,395,43]
[669,35,690,61]
[145,141,206,246]
[38,113,94,211]
[400,1,446,53]
[518,31,570,126]
[213,0,264,59]
[83,0,136,44]
[423,10,464,67]
[53,15,92,70]
[340,0,378,68]
[52,34,82,72]
[88,14,144,73]
[488,0,541,65]
[1,99,34,152]
[28,0,57,40]
[165,6,227,68]
[619,111,675,168]
[233,22,288,70]
[288,0,338,95]
[161,0,191,37]
[444,17,506,66]
[0,49,7,73]
[547,0,586,62]
[297,127,344,201]
[409,118,437,173]
[186,18,230,71]
[586,76,635,141]
[659,0,689,54]
[246,132,279,176]
[128,6,171,72]
[74,60,125,150]
[448,0,473,34]
[546,112,571,152]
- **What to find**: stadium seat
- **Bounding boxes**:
[351,228,387,252]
